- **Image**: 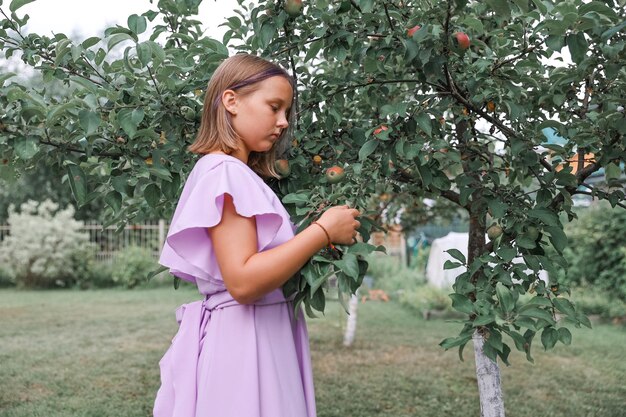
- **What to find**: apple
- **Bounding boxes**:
[525,226,539,241]
[487,224,503,240]
[274,159,291,177]
[285,0,302,16]
[373,125,388,135]
[181,105,195,120]
[407,25,421,37]
[325,166,346,184]
[313,155,322,165]
[454,32,470,50]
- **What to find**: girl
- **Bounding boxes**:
[154,54,361,417]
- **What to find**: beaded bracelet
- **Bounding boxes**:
[311,221,336,250]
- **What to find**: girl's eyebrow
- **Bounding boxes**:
[269,98,292,107]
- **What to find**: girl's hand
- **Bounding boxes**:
[316,204,361,245]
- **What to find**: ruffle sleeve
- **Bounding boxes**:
[158,160,284,286]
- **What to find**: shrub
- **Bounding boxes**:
[110,245,159,288]
[568,286,626,320]
[0,199,96,288]
[398,285,453,315]
[559,203,626,302]
[365,253,426,297]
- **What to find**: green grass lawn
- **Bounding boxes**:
[0,287,624,417]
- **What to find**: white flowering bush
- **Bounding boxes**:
[0,199,96,288]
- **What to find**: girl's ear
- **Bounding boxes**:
[221,89,238,115]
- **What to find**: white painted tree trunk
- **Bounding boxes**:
[473,329,505,417]
[343,291,359,347]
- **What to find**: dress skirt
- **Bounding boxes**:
[153,290,317,417]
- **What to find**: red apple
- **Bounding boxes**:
[285,0,303,16]
[373,125,388,135]
[454,32,470,50]
[407,25,421,37]
[325,166,346,184]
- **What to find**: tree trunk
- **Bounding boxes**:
[468,208,505,417]
[473,329,506,417]
[343,290,359,347]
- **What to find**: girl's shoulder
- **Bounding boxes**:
[191,153,256,180]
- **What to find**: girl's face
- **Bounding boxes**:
[226,75,293,156]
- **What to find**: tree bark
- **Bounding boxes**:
[343,290,359,347]
[468,210,505,417]
[473,329,506,417]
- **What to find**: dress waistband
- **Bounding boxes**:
[175,289,293,324]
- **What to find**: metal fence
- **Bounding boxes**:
[0,220,168,263]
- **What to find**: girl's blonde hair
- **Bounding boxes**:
[188,53,295,179]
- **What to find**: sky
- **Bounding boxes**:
[1,0,240,77]
[19,0,239,40]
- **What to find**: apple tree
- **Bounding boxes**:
[2,0,626,415]
[223,0,626,415]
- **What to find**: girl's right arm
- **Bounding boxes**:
[209,194,360,304]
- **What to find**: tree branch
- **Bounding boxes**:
[383,2,395,31]
[491,46,537,73]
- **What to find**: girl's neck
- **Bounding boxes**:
[208,149,249,164]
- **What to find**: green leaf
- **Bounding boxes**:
[519,307,556,325]
[440,334,471,350]
[544,226,568,253]
[67,164,87,205]
[136,42,152,66]
[601,21,626,40]
[552,297,576,317]
[473,314,496,326]
[334,253,360,280]
[104,191,122,213]
[449,293,474,314]
[567,32,588,64]
[541,327,558,350]
[486,0,511,18]
[415,113,432,136]
[523,296,552,308]
[78,110,101,136]
[9,0,36,12]
[487,199,508,218]
[127,14,147,35]
[14,136,39,160]
[144,183,160,208]
[0,72,16,87]
[309,287,326,312]
[282,193,309,204]
[359,139,379,161]
[81,36,101,49]
[496,282,515,313]
[605,162,621,180]
[516,236,536,249]
[528,207,559,226]
[446,249,466,264]
[497,246,517,263]
[557,327,572,345]
[258,21,276,50]
[304,38,323,62]
[118,108,138,138]
[107,33,135,51]
[444,260,463,270]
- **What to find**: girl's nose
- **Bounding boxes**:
[277,112,289,128]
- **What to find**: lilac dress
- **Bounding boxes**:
[154,154,317,417]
